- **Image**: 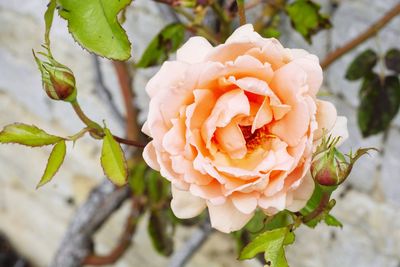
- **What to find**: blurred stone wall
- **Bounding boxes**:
[0,0,399,267]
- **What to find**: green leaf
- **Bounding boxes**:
[101,127,128,186]
[148,210,174,256]
[239,227,294,264]
[345,49,378,81]
[147,170,170,204]
[37,140,67,188]
[324,214,343,228]
[136,23,186,68]
[385,48,400,74]
[285,0,331,43]
[44,0,57,47]
[358,74,400,137]
[57,0,132,60]
[261,27,281,38]
[0,123,63,147]
[128,161,147,195]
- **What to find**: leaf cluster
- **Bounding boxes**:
[345,48,400,137]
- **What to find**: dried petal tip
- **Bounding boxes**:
[311,135,376,186]
[33,47,77,102]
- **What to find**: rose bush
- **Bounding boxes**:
[142,24,348,233]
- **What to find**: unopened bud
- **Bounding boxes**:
[311,136,374,187]
[33,48,77,102]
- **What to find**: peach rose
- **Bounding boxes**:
[142,24,348,233]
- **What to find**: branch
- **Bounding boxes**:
[82,197,145,265]
[321,2,400,69]
[50,181,130,267]
[112,61,141,141]
[168,220,213,267]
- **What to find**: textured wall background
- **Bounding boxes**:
[0,0,399,266]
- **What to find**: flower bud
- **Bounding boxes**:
[311,147,347,186]
[311,136,374,187]
[33,48,77,102]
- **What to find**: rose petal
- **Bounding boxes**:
[171,185,206,219]
[290,49,323,96]
[259,191,286,211]
[207,198,254,233]
[231,192,259,214]
[225,24,263,44]
[143,142,160,171]
[177,36,213,64]
[286,171,315,212]
[329,116,349,146]
[201,89,250,149]
[145,61,188,98]
[269,100,310,147]
[190,181,226,205]
[269,61,307,105]
[314,100,337,140]
[162,118,186,155]
[252,97,273,133]
[245,40,290,70]
[215,120,247,159]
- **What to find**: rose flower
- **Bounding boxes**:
[142,24,348,233]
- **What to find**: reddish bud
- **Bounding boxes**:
[33,48,77,102]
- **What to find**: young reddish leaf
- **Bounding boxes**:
[37,140,67,188]
[57,0,132,60]
[101,127,128,186]
[0,123,63,147]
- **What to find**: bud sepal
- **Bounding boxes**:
[33,46,77,102]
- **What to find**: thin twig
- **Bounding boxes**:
[93,56,125,126]
[113,135,146,148]
[236,0,247,25]
[245,0,262,10]
[321,2,400,69]
[168,220,213,267]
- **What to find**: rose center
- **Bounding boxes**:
[240,125,276,151]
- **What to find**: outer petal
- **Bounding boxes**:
[314,100,337,140]
[171,186,206,219]
[145,61,188,98]
[286,171,315,212]
[329,116,349,146]
[143,142,160,171]
[269,62,308,105]
[176,36,213,64]
[207,198,254,233]
[231,192,258,214]
[290,49,323,96]
[225,24,261,43]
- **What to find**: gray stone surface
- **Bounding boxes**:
[0,0,399,266]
